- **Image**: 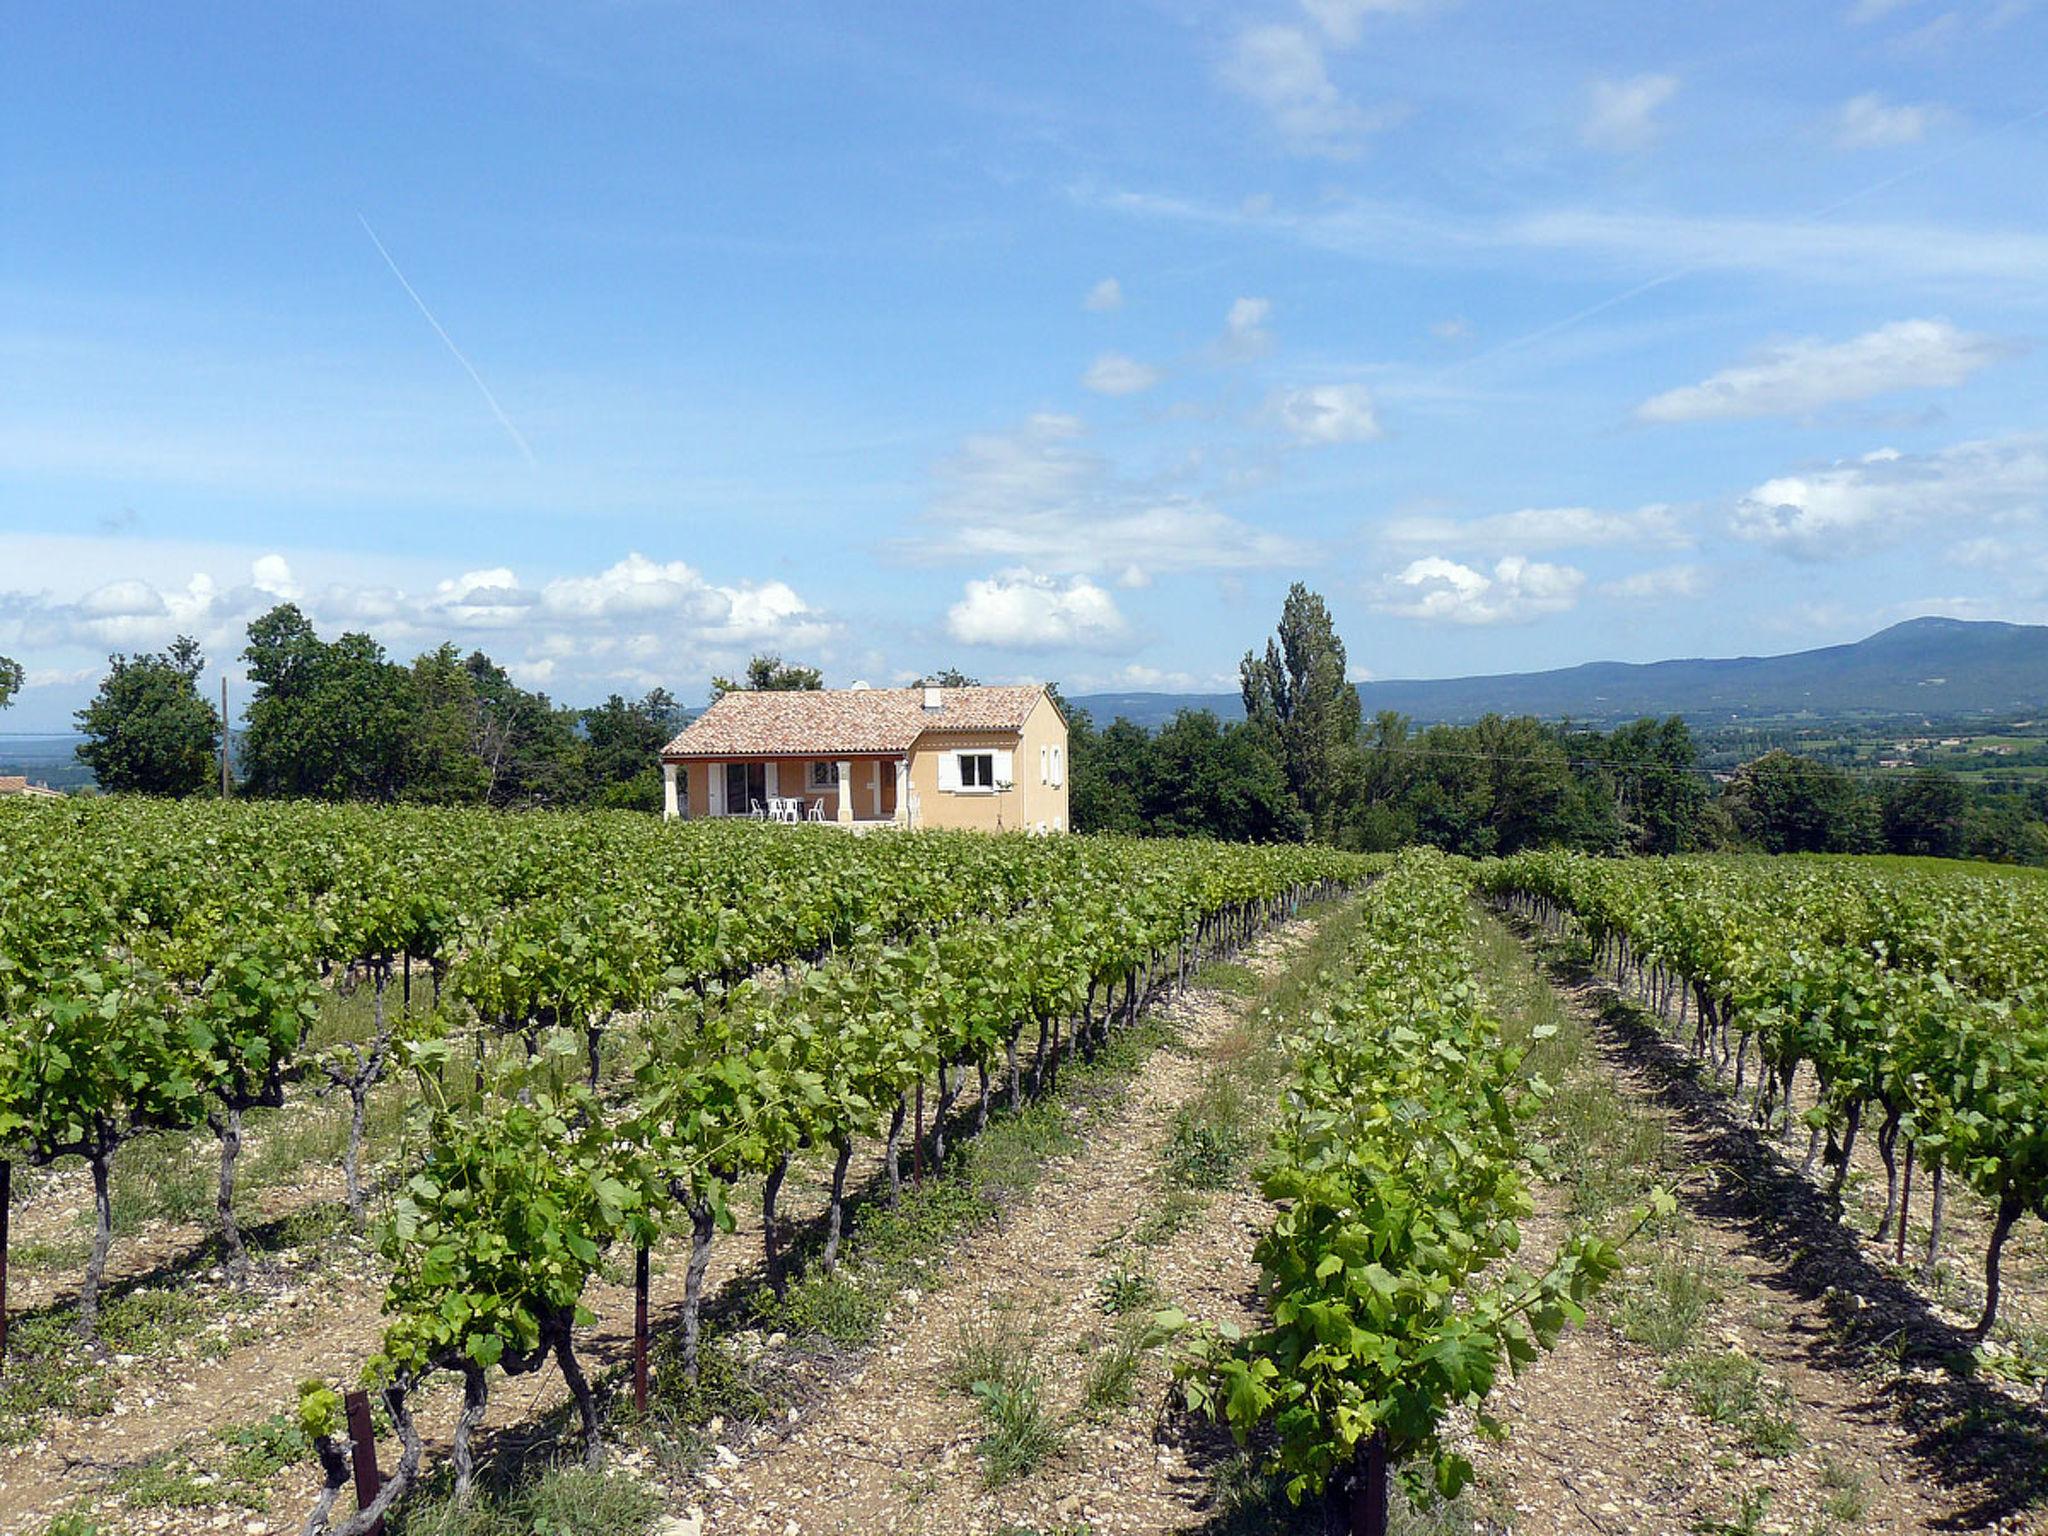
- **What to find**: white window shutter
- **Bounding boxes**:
[994,749,1014,784]
[1039,745,1048,783]
[1052,745,1063,787]
[710,767,725,816]
[937,751,959,791]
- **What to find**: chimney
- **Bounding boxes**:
[923,685,943,711]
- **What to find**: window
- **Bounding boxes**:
[1039,745,1049,784]
[959,752,994,789]
[809,760,840,788]
[724,761,766,813]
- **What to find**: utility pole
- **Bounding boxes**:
[220,676,230,800]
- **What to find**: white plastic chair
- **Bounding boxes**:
[807,800,825,822]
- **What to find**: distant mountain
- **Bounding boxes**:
[1069,618,2048,730]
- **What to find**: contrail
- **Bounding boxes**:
[357,213,536,464]
[1441,98,2048,381]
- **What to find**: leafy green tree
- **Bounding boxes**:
[0,654,23,710]
[1595,716,1709,854]
[462,650,583,807]
[1723,750,1877,853]
[74,636,221,796]
[1962,796,2048,866]
[1880,768,1969,858]
[241,606,415,801]
[581,688,683,811]
[710,653,823,694]
[405,644,491,806]
[1147,710,1308,843]
[920,667,979,687]
[1240,583,1360,839]
[1069,714,1147,835]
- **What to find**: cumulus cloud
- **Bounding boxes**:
[1381,504,1689,553]
[1835,92,1939,148]
[1276,383,1383,443]
[1223,296,1274,359]
[1219,25,1391,157]
[1637,320,2011,423]
[1376,555,1585,624]
[1301,0,1432,45]
[1731,433,2048,556]
[945,570,1130,650]
[921,412,1305,575]
[1580,73,1679,153]
[1602,563,1709,600]
[1082,352,1162,396]
[0,550,833,698]
[1083,278,1124,312]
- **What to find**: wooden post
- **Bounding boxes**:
[913,1079,925,1188]
[633,1242,651,1415]
[219,676,230,799]
[1,1158,10,1375]
[1896,1142,1914,1265]
[1354,1433,1389,1536]
[345,1388,385,1536]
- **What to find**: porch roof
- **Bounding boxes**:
[662,684,1043,760]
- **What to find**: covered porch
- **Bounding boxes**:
[663,752,910,826]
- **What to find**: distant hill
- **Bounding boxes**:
[1069,618,2048,730]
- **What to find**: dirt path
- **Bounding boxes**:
[677,924,1311,1536]
[1477,917,2048,1536]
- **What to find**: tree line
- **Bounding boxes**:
[24,587,2048,864]
[1067,584,2048,865]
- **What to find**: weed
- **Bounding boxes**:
[950,1314,1064,1486]
[1162,1109,1253,1190]
[1080,1321,1147,1419]
[1132,1190,1204,1247]
[1693,1487,1771,1536]
[216,1412,315,1484]
[1666,1351,1800,1457]
[114,1449,262,1512]
[1819,1453,1868,1522]
[392,1463,663,1536]
[44,1513,101,1536]
[1095,1263,1159,1316]
[1616,1244,1722,1356]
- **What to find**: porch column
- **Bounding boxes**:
[836,760,855,824]
[894,758,910,825]
[662,761,679,820]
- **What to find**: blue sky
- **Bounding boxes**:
[5,0,2047,729]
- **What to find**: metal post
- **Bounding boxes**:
[345,1388,384,1536]
[1,1159,10,1375]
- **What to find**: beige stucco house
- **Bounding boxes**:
[659,684,1069,832]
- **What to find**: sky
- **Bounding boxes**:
[4,0,2048,730]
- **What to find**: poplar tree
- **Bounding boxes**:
[1240,583,1361,840]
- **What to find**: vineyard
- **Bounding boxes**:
[2,802,2046,1536]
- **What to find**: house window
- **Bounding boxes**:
[809,760,840,788]
[725,761,766,814]
[959,752,994,789]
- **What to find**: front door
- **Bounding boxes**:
[725,761,767,815]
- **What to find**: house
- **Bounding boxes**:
[659,683,1069,832]
[0,776,64,800]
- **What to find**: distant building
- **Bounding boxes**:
[659,684,1069,833]
[0,775,64,800]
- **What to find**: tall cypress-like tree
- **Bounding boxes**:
[75,636,221,796]
[1239,583,1361,840]
[0,655,23,711]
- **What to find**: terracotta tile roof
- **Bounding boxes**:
[662,685,1047,759]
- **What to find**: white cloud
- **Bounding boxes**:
[1381,504,1689,552]
[1301,0,1431,45]
[1580,74,1679,153]
[1223,296,1274,359]
[1083,277,1124,312]
[1376,555,1585,624]
[1430,317,1472,341]
[1082,352,1162,396]
[1276,383,1383,444]
[1731,433,2048,556]
[1638,319,2013,423]
[1601,563,1709,600]
[945,570,1130,651]
[1835,92,1938,148]
[921,413,1306,575]
[1219,25,1388,158]
[1847,0,1918,21]
[0,548,834,701]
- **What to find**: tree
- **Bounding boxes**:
[1148,710,1307,843]
[1070,715,1147,835]
[74,636,221,796]
[240,605,416,801]
[1240,584,1360,840]
[1595,717,1709,854]
[406,645,491,806]
[0,654,22,710]
[710,654,823,694]
[1880,768,1969,858]
[1723,750,1876,853]
[462,651,582,808]
[920,667,979,687]
[582,689,683,811]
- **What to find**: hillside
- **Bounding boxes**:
[1070,617,2048,729]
